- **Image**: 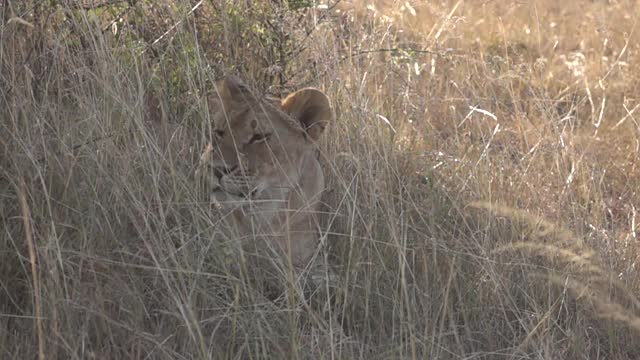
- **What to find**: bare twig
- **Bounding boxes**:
[17,177,45,360]
[342,47,445,62]
[143,0,204,53]
[69,0,129,11]
[33,133,116,163]
[100,1,136,33]
[289,0,343,59]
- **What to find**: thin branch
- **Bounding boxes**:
[142,0,204,53]
[17,178,45,360]
[341,47,446,63]
[68,0,129,11]
[289,0,342,59]
[100,1,136,33]
[33,133,117,163]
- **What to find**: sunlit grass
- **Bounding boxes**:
[1,1,639,358]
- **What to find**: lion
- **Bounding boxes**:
[195,76,333,270]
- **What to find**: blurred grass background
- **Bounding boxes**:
[1,0,639,358]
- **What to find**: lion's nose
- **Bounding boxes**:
[213,164,238,180]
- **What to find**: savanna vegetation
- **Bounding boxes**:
[1,1,639,358]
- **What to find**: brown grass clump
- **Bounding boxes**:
[1,1,640,358]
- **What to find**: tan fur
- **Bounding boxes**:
[196,76,333,268]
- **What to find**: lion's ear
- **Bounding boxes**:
[215,75,251,106]
[282,88,333,140]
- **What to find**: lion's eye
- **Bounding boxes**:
[248,133,271,144]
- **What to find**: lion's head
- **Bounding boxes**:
[196,76,333,267]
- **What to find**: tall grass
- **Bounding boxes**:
[2,1,640,358]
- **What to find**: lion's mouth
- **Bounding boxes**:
[216,174,260,199]
[214,186,257,199]
[197,164,260,202]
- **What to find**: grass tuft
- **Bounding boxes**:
[2,1,640,358]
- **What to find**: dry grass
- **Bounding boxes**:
[1,0,640,358]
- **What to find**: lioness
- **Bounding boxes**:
[196,76,333,270]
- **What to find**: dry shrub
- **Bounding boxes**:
[1,0,640,358]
